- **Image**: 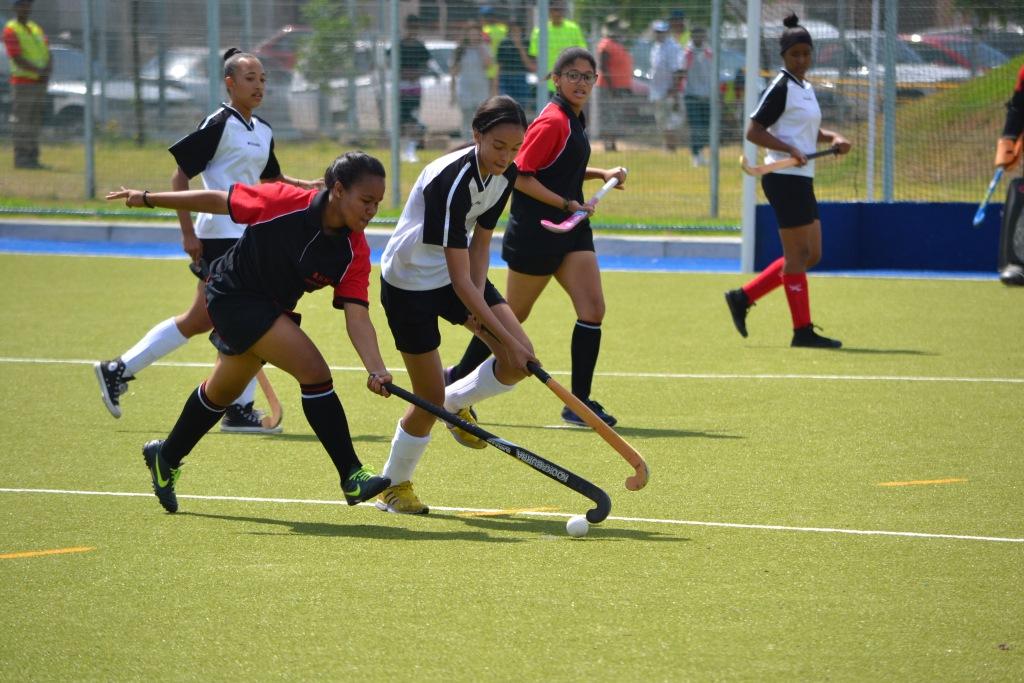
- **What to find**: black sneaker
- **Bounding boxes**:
[93,358,133,418]
[342,466,391,506]
[724,289,751,338]
[791,324,842,349]
[142,440,181,513]
[220,402,283,434]
[562,399,618,428]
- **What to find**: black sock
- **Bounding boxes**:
[571,320,602,401]
[449,335,492,383]
[162,382,227,468]
[301,379,360,481]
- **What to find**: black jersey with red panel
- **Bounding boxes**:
[505,95,591,251]
[208,182,371,312]
[1002,64,1024,139]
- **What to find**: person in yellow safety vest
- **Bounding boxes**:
[3,0,50,169]
[480,6,507,97]
[529,0,587,93]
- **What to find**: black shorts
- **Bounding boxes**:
[502,225,596,276]
[205,286,301,356]
[761,173,819,228]
[190,238,237,279]
[380,276,506,354]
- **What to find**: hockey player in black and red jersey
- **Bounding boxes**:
[994,62,1024,286]
[106,152,393,513]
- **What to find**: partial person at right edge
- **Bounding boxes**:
[993,60,1024,286]
[724,13,851,349]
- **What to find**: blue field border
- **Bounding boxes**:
[0,237,998,280]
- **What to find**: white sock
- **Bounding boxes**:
[382,421,431,485]
[121,317,189,376]
[235,377,258,407]
[444,358,513,412]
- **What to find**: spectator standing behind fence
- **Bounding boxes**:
[480,6,506,96]
[451,19,492,142]
[3,0,50,169]
[496,17,535,117]
[399,14,430,163]
[669,8,690,51]
[596,15,632,152]
[529,0,587,94]
[724,13,851,349]
[682,27,713,167]
[649,20,684,153]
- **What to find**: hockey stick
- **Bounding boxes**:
[539,170,626,233]
[525,361,649,491]
[256,370,283,430]
[972,166,1004,228]
[384,381,612,523]
[740,146,839,177]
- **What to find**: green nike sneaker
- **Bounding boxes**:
[142,440,181,513]
[342,465,391,506]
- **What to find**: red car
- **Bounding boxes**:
[902,33,1008,72]
[253,25,312,72]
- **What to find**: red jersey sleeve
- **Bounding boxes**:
[1016,64,1024,93]
[227,182,316,226]
[333,230,371,308]
[514,108,570,174]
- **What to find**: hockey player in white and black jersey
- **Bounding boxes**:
[724,13,851,349]
[94,48,320,431]
[375,95,539,515]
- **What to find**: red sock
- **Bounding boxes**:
[741,257,784,303]
[782,273,811,329]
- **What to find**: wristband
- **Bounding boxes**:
[562,197,570,212]
[142,190,154,209]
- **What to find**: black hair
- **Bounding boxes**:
[222,47,260,78]
[324,151,386,189]
[472,95,527,134]
[551,47,596,78]
[779,12,813,56]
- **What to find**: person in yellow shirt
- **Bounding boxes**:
[3,0,50,169]
[528,0,587,93]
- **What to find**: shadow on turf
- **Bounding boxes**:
[178,510,687,543]
[832,347,935,356]
[483,421,741,441]
[109,431,391,444]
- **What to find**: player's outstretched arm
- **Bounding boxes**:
[105,187,230,215]
[340,302,392,397]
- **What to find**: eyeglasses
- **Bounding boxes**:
[558,70,597,85]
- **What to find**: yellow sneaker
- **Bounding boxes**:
[375,481,429,515]
[446,407,487,449]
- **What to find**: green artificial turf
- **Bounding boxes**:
[0,254,1022,680]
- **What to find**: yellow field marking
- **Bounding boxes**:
[0,546,95,560]
[457,506,559,518]
[877,478,967,487]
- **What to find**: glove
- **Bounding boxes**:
[994,136,1022,168]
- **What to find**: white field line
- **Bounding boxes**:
[2,356,1023,385]
[1,487,1021,544]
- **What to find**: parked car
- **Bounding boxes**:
[287,39,461,138]
[902,33,1008,73]
[0,44,197,137]
[919,25,1024,59]
[252,24,311,72]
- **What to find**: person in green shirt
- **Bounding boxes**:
[528,0,587,92]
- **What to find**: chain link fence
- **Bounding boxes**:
[0,1,1021,226]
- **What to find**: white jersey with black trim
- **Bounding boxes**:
[168,104,281,238]
[381,146,517,291]
[749,69,821,178]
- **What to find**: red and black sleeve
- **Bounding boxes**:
[226,182,316,226]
